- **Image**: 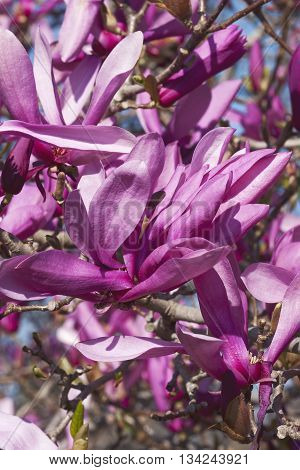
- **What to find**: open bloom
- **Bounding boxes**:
[0,127,290,304]
[0,133,229,303]
[159,25,246,107]
[0,28,142,193]
[76,257,300,443]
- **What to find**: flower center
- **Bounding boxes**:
[249,352,262,365]
[52,146,68,163]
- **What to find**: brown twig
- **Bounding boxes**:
[135,296,203,324]
[0,228,37,256]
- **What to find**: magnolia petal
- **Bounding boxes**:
[168,173,231,241]
[138,238,215,281]
[194,258,248,344]
[126,133,165,194]
[0,255,47,301]
[76,335,184,362]
[213,204,269,245]
[0,121,137,153]
[58,0,101,62]
[0,29,40,122]
[84,32,143,124]
[34,29,64,125]
[242,263,294,303]
[121,244,231,301]
[12,250,133,298]
[176,324,226,380]
[0,412,57,450]
[89,160,150,267]
[249,40,264,92]
[265,273,300,363]
[223,151,291,207]
[165,80,241,142]
[64,189,96,261]
[136,91,163,134]
[190,127,234,175]
[77,160,105,211]
[194,259,250,382]
[61,55,100,124]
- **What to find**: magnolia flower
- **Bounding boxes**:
[159,26,246,107]
[76,258,300,444]
[120,128,290,296]
[0,134,229,303]
[0,29,142,193]
[0,128,290,304]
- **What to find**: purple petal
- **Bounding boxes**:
[126,133,165,193]
[0,29,40,122]
[75,302,107,341]
[149,167,207,243]
[0,183,55,238]
[136,91,163,134]
[0,255,47,301]
[274,241,300,275]
[147,356,172,411]
[77,160,105,211]
[0,121,137,153]
[58,0,101,62]
[159,26,246,106]
[61,55,100,124]
[168,173,231,241]
[190,128,234,175]
[194,259,250,381]
[150,164,186,223]
[194,258,248,343]
[165,80,241,142]
[33,29,64,125]
[88,159,151,266]
[64,189,96,261]
[138,238,215,281]
[155,141,181,192]
[0,412,57,450]
[222,151,291,206]
[9,250,133,299]
[264,273,300,363]
[242,263,294,303]
[76,335,184,362]
[84,32,143,124]
[213,203,269,245]
[176,324,226,380]
[121,244,231,301]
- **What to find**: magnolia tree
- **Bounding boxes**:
[0,0,300,451]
